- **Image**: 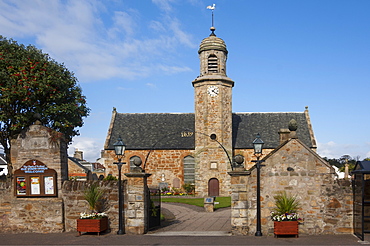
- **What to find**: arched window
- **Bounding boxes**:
[183,156,195,184]
[207,54,218,73]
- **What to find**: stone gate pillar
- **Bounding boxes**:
[6,120,68,233]
[228,169,251,235]
[124,172,151,234]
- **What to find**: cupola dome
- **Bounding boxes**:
[198,27,228,54]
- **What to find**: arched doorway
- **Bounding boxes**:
[208,178,219,197]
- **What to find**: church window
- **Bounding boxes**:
[183,156,195,184]
[207,54,218,73]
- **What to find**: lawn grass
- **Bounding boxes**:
[161,196,231,209]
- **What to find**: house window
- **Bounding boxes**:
[183,156,195,184]
[208,54,218,73]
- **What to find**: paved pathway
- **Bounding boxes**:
[148,202,231,236]
[0,203,366,245]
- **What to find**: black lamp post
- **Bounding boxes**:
[113,136,126,235]
[252,133,265,237]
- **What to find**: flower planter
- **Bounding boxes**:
[77,217,108,236]
[274,221,299,238]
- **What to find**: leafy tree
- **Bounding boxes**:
[323,155,356,173]
[0,36,90,174]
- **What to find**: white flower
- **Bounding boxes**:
[79,212,107,219]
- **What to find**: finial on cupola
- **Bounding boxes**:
[207,4,216,36]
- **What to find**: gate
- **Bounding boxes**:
[352,161,370,241]
[148,187,161,229]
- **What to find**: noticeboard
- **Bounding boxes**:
[14,160,57,197]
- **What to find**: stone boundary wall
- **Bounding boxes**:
[62,180,126,232]
[0,181,12,233]
[242,139,353,236]
[0,180,64,233]
[0,180,127,233]
[248,168,353,235]
[321,179,353,234]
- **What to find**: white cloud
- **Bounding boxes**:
[0,0,195,82]
[149,20,166,32]
[317,141,370,160]
[109,10,138,38]
[152,0,175,13]
[146,83,157,88]
[157,64,192,74]
[68,136,101,162]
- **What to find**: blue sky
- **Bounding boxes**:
[1,0,369,162]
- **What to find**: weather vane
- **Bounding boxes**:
[206,4,216,27]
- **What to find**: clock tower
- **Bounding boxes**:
[192,27,234,197]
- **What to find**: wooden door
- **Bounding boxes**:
[208,178,219,197]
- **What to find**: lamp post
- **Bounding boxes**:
[252,133,265,237]
[113,136,126,235]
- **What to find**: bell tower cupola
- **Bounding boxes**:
[198,27,228,76]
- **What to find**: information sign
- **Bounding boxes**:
[14,160,57,197]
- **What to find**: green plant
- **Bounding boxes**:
[273,191,300,214]
[83,183,105,213]
[103,175,117,181]
[0,36,90,172]
[162,196,231,209]
[271,191,301,221]
[182,183,195,194]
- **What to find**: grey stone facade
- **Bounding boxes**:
[229,136,353,235]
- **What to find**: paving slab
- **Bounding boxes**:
[148,202,231,234]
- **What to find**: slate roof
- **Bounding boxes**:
[68,157,90,172]
[105,110,316,150]
[232,112,314,149]
[106,113,195,150]
[352,161,370,173]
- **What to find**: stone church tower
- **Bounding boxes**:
[192,27,234,197]
[103,26,317,199]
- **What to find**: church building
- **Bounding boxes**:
[101,27,317,197]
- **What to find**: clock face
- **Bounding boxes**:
[207,86,219,97]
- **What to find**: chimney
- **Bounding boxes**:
[279,128,290,144]
[74,149,83,160]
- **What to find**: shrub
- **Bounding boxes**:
[83,183,105,212]
[182,183,195,194]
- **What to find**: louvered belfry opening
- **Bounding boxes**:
[208,54,218,73]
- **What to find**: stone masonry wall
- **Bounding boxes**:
[10,122,68,194]
[0,181,64,233]
[229,171,251,235]
[0,181,13,233]
[62,180,125,232]
[0,180,126,233]
[246,139,353,235]
[102,149,193,189]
